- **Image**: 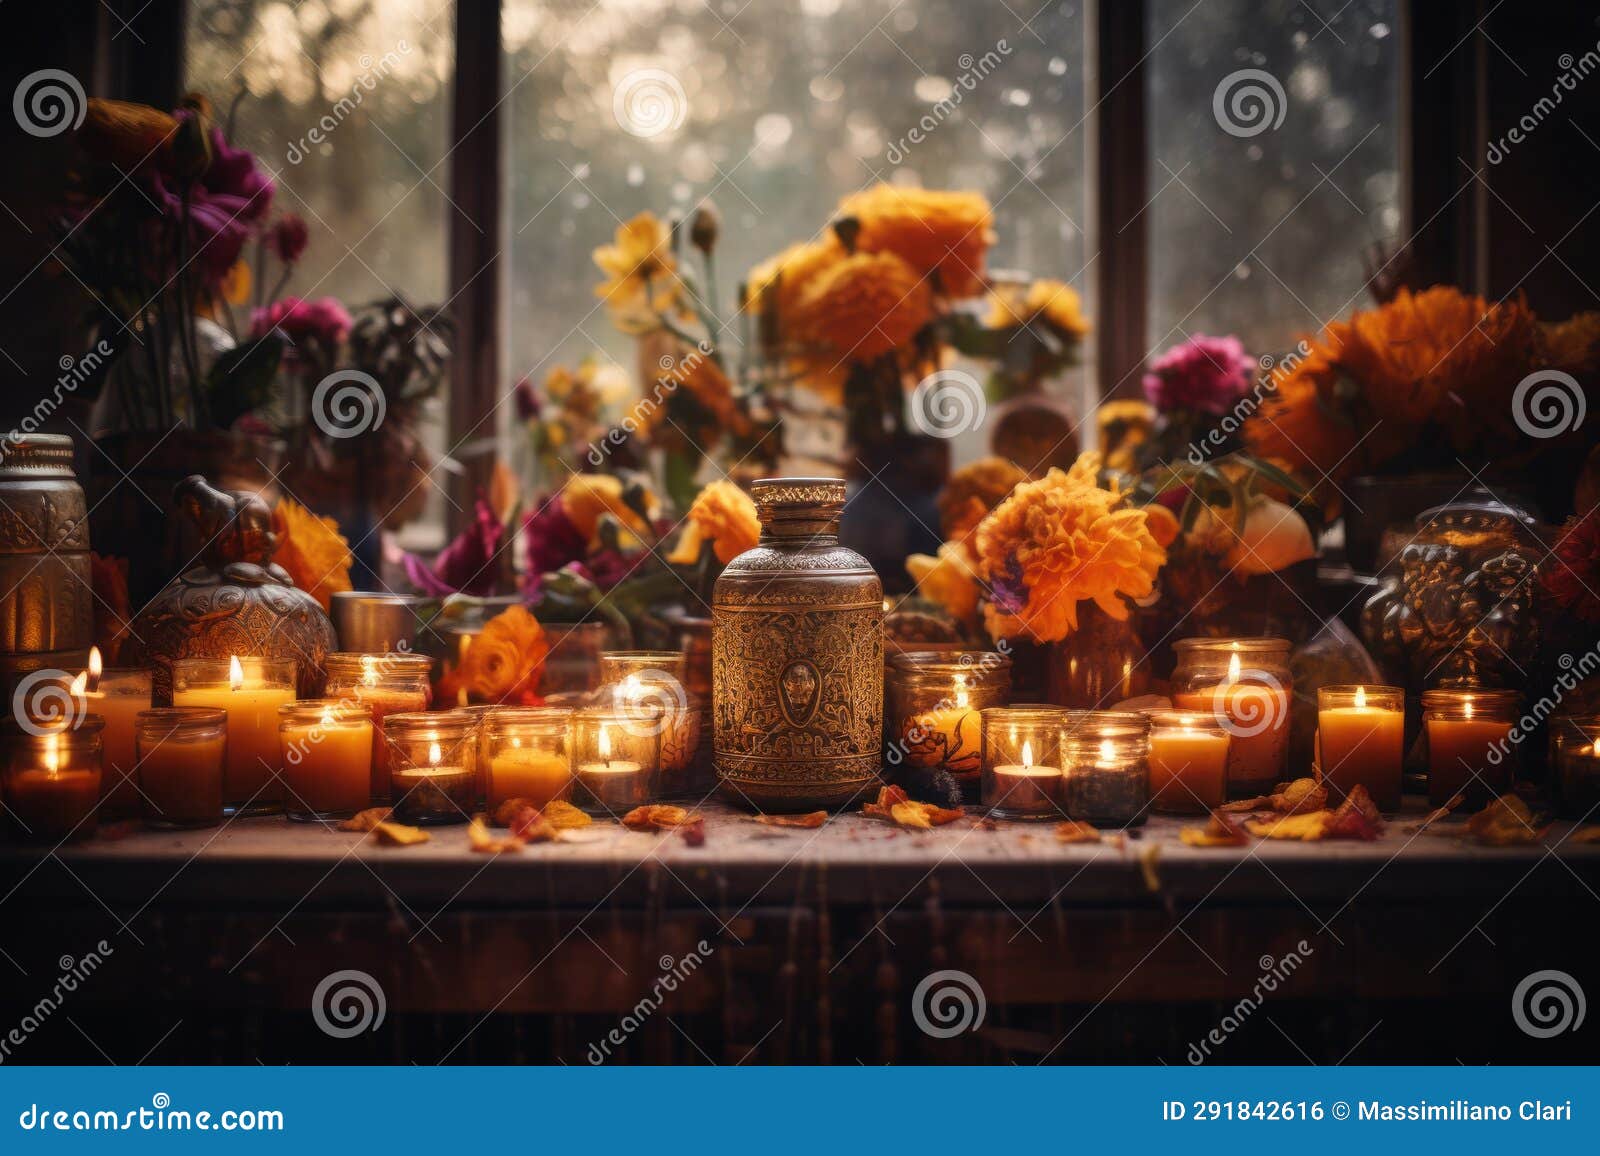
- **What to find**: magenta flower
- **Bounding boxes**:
[267,213,310,264]
[402,498,504,597]
[1142,334,1255,416]
[522,497,587,581]
[250,296,353,351]
[149,119,275,286]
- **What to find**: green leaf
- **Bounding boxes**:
[205,334,285,430]
[663,449,700,512]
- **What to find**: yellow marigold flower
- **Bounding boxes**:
[788,250,932,359]
[745,239,844,318]
[270,498,352,611]
[985,279,1090,338]
[593,212,679,320]
[668,480,760,565]
[974,459,1165,643]
[1096,398,1155,474]
[79,98,178,169]
[937,456,1028,541]
[906,541,981,625]
[1143,503,1181,549]
[560,473,655,543]
[836,184,995,299]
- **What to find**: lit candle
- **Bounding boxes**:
[392,739,474,823]
[173,656,296,814]
[489,739,572,808]
[905,675,983,774]
[991,739,1064,814]
[1423,689,1517,807]
[1147,711,1230,814]
[136,708,227,829]
[576,723,650,811]
[1317,684,1405,810]
[75,650,153,820]
[279,702,374,820]
[383,711,474,824]
[1171,649,1290,797]
[5,729,102,841]
[352,654,429,800]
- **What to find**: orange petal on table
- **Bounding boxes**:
[339,807,392,832]
[1569,825,1600,844]
[371,821,431,846]
[621,804,697,831]
[468,817,525,853]
[540,800,593,830]
[862,785,911,820]
[1245,811,1331,841]
[755,811,829,829]
[1180,811,1250,847]
[1055,819,1102,844]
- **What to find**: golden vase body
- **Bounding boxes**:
[712,479,883,811]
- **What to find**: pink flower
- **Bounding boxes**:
[149,120,275,287]
[267,213,309,264]
[402,498,504,597]
[250,296,353,351]
[1142,334,1255,416]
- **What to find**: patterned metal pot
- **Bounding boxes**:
[0,434,93,697]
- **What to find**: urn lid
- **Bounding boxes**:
[0,433,75,476]
[750,477,847,508]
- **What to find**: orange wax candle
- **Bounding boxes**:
[907,702,983,774]
[1173,679,1290,796]
[173,657,295,812]
[1423,689,1517,807]
[280,703,374,820]
[138,737,225,828]
[1317,685,1404,810]
[7,767,101,840]
[353,686,430,799]
[489,746,572,807]
[1146,713,1230,814]
[89,691,145,812]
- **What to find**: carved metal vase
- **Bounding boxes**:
[1360,498,1543,693]
[123,475,336,702]
[712,478,884,812]
[0,434,93,696]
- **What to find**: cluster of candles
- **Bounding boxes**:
[980,707,1154,826]
[1,646,698,842]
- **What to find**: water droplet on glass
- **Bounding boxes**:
[915,75,954,102]
[1048,57,1068,76]
[810,75,844,102]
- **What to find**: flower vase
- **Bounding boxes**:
[1044,603,1151,710]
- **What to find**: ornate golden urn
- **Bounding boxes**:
[712,478,884,811]
[124,476,336,701]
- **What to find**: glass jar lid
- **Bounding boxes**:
[137,707,226,736]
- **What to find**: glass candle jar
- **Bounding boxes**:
[484,707,574,809]
[384,711,475,825]
[1145,709,1231,815]
[572,706,659,815]
[449,703,498,805]
[1421,688,1518,808]
[981,706,1067,820]
[81,665,152,820]
[1550,714,1600,821]
[1170,637,1293,799]
[599,651,705,800]
[1316,684,1405,810]
[279,701,375,821]
[135,707,226,829]
[323,651,434,804]
[886,650,1012,801]
[541,621,614,694]
[1062,711,1151,828]
[171,657,296,816]
[2,718,104,842]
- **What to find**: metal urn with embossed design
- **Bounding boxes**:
[0,434,94,696]
[712,478,884,812]
[123,475,336,702]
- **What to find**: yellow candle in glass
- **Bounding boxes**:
[1147,712,1231,814]
[906,676,982,773]
[137,708,227,829]
[1317,684,1405,810]
[6,730,102,841]
[490,744,572,807]
[173,656,295,813]
[280,702,374,820]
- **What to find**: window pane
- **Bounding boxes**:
[504,0,1092,440]
[1147,0,1400,356]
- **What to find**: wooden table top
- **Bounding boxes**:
[4,800,1596,910]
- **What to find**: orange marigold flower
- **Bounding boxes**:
[974,456,1165,643]
[593,212,679,324]
[745,239,844,318]
[986,279,1090,338]
[441,604,549,706]
[1538,312,1600,378]
[938,456,1028,541]
[906,541,982,625]
[678,354,753,438]
[668,480,760,565]
[271,498,353,611]
[78,98,178,169]
[837,184,995,299]
[559,473,656,544]
[788,250,932,359]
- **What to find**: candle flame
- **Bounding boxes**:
[1227,652,1241,681]
[599,724,612,764]
[1464,697,1474,720]
[229,655,245,690]
[87,646,102,691]
[43,732,60,775]
[68,670,88,697]
[1021,739,1033,770]
[1099,738,1115,763]
[428,740,442,766]
[1354,685,1366,710]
